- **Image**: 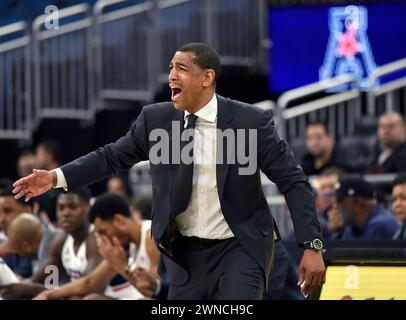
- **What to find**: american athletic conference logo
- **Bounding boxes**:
[320,5,378,91]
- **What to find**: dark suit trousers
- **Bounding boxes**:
[168,235,265,300]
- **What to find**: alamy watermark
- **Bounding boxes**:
[344,265,359,289]
[44,265,59,289]
[44,5,59,30]
[148,122,258,175]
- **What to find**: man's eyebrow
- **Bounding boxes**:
[171,60,190,68]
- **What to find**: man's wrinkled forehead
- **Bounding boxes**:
[171,52,197,67]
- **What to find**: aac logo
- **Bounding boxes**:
[344,265,359,290]
[320,5,378,91]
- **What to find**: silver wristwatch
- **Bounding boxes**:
[303,238,323,251]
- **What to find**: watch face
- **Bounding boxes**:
[313,239,323,250]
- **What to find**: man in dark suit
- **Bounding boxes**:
[366,112,406,174]
[13,43,325,299]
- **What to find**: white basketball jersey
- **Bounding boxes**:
[129,219,152,271]
[61,235,88,281]
[0,258,19,286]
[105,220,152,300]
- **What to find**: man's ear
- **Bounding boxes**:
[202,69,215,88]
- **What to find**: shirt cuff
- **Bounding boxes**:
[54,168,68,192]
[153,279,161,297]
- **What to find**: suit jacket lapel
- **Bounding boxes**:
[216,94,234,199]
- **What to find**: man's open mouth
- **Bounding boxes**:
[171,87,183,101]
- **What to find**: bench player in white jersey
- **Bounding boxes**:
[0,188,103,299]
[0,257,19,299]
[32,188,102,284]
[0,257,19,285]
[33,192,160,300]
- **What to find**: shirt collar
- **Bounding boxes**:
[184,94,217,125]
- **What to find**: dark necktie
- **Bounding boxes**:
[172,113,198,217]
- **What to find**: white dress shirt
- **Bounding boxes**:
[54,93,234,240]
[175,94,234,239]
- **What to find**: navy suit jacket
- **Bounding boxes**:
[60,95,322,287]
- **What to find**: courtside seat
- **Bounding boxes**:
[336,135,377,172]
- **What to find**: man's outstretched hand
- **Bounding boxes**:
[12,169,57,202]
[298,249,326,298]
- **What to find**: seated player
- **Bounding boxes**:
[34,193,160,300]
[0,182,42,279]
[0,188,102,299]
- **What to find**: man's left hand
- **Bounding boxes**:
[125,267,156,298]
[297,249,326,298]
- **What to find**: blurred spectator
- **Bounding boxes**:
[107,176,131,199]
[392,174,406,240]
[0,214,60,299]
[35,140,64,225]
[7,213,53,261]
[326,202,344,239]
[130,193,152,224]
[335,176,399,240]
[17,150,36,178]
[8,213,60,275]
[315,168,343,215]
[0,182,38,278]
[314,168,344,239]
[0,183,38,237]
[300,122,346,176]
[35,140,62,170]
[367,112,406,174]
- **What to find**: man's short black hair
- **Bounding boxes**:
[58,187,92,204]
[0,181,33,208]
[88,192,131,223]
[320,167,344,177]
[393,174,406,188]
[306,121,330,135]
[131,193,152,220]
[177,42,221,83]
